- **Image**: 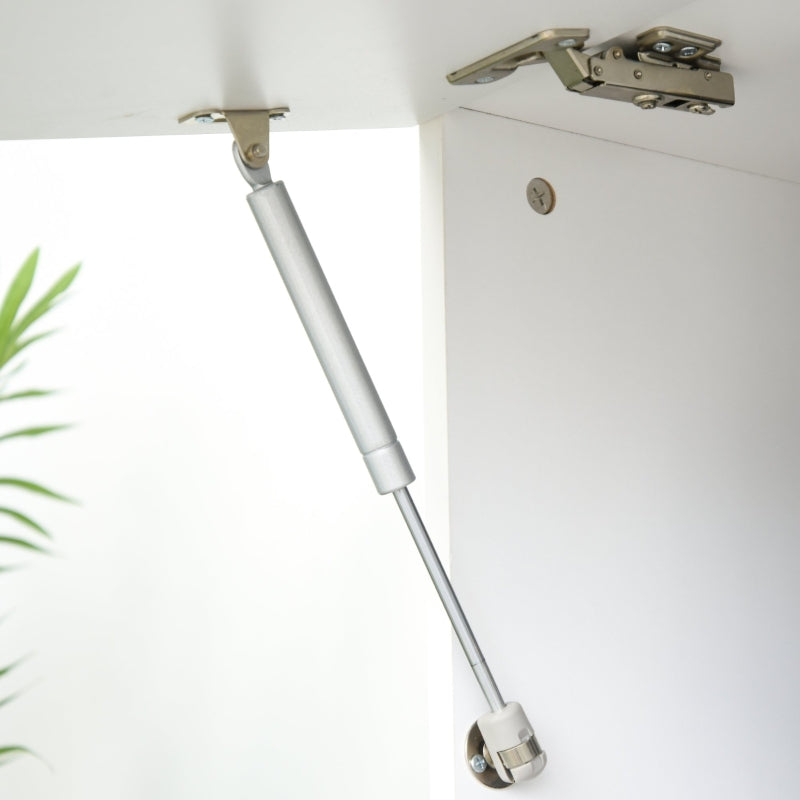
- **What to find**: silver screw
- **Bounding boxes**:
[634,69,643,79]
[470,754,488,774]
[704,71,712,81]
[653,41,672,53]
[558,38,578,48]
[679,45,699,57]
[633,93,661,110]
[475,75,496,84]
[688,102,715,115]
[271,113,287,121]
[612,48,623,59]
[194,114,217,124]
[593,65,603,76]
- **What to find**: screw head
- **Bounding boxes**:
[612,48,623,59]
[475,75,496,84]
[633,69,643,79]
[557,38,578,48]
[470,754,488,774]
[526,178,556,215]
[593,65,603,76]
[704,71,712,80]
[633,93,661,110]
[247,143,268,160]
[194,114,216,124]
[678,45,699,58]
[653,41,673,53]
[688,102,715,115]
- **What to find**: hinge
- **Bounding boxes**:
[447,26,735,115]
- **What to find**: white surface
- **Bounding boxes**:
[424,109,800,798]
[0,0,795,182]
[465,0,800,183]
[0,0,679,139]
[0,129,430,799]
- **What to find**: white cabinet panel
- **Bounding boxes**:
[0,0,682,139]
[424,109,800,799]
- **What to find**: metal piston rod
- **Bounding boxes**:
[233,143,504,711]
[214,109,545,786]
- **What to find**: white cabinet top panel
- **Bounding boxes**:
[0,0,680,139]
[0,0,791,181]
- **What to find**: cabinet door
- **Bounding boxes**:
[425,108,800,800]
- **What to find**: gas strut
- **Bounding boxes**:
[179,107,545,788]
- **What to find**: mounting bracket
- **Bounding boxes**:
[448,26,735,115]
[178,107,290,168]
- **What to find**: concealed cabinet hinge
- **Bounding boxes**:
[447,26,735,115]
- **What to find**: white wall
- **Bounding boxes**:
[423,109,800,799]
[0,129,431,799]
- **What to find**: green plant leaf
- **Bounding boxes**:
[0,536,50,555]
[0,389,55,404]
[0,424,71,444]
[0,657,30,679]
[0,690,23,711]
[0,746,35,766]
[0,330,58,371]
[0,509,50,538]
[0,360,27,390]
[0,478,76,504]
[9,263,80,345]
[0,250,38,353]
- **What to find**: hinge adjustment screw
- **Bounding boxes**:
[688,102,715,115]
[633,93,661,110]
